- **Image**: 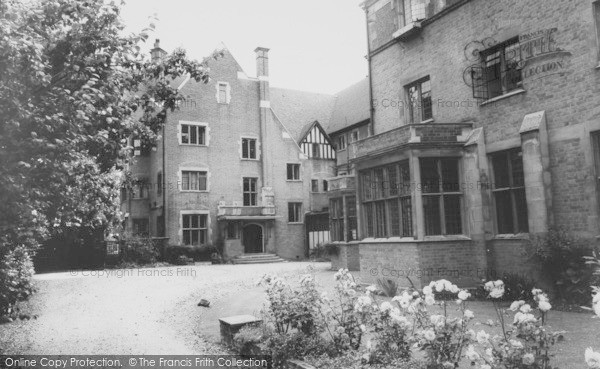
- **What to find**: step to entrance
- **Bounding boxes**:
[232,253,286,264]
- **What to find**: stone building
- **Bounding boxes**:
[120,42,338,261]
[328,0,600,287]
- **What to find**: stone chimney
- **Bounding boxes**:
[255,47,274,205]
[150,39,167,63]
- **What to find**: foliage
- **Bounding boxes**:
[258,274,322,335]
[0,0,216,316]
[306,351,426,369]
[467,282,564,369]
[165,245,216,263]
[475,273,537,303]
[377,278,398,298]
[309,243,339,260]
[529,229,599,305]
[118,237,159,266]
[0,246,35,318]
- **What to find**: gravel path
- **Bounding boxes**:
[0,262,333,355]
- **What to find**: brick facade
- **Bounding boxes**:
[121,46,337,260]
[343,0,600,287]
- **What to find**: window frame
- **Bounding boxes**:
[311,179,319,193]
[180,169,209,192]
[479,38,523,100]
[181,212,208,246]
[406,76,433,124]
[490,148,529,235]
[419,157,463,236]
[286,163,301,181]
[132,218,149,237]
[337,135,347,151]
[179,121,209,146]
[288,202,303,223]
[241,137,258,160]
[216,82,230,104]
[242,177,258,206]
[360,161,413,239]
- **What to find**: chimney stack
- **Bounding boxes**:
[150,39,167,63]
[255,47,272,191]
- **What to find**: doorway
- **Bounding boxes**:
[243,224,264,253]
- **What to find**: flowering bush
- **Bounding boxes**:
[468,281,564,369]
[258,274,322,335]
[395,280,474,369]
[0,245,35,318]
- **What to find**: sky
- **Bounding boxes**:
[120,0,369,95]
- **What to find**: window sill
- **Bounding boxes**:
[361,237,417,243]
[421,235,472,242]
[240,158,259,161]
[419,118,435,124]
[179,144,208,147]
[288,222,304,225]
[286,180,302,183]
[492,233,529,240]
[180,190,209,193]
[479,89,526,106]
[130,198,149,201]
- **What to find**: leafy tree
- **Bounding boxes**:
[0,0,218,316]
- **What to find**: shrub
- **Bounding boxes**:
[529,228,599,305]
[0,245,35,318]
[309,243,339,260]
[233,325,268,356]
[118,237,159,266]
[165,244,215,263]
[376,278,398,298]
[476,273,536,302]
[307,351,426,369]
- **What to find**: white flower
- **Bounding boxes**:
[465,345,480,361]
[585,347,600,368]
[519,304,532,313]
[430,314,445,327]
[423,285,433,295]
[594,301,600,318]
[458,290,471,301]
[449,284,460,294]
[480,365,491,369]
[514,312,537,325]
[435,281,445,292]
[366,285,378,292]
[522,353,535,366]
[532,288,543,296]
[423,329,436,341]
[484,281,494,290]
[464,309,474,319]
[510,339,524,349]
[359,324,366,332]
[509,300,525,311]
[466,329,477,340]
[425,295,435,306]
[476,330,490,344]
[538,300,552,312]
[380,301,393,312]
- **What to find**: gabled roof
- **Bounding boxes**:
[298,120,333,145]
[269,87,336,143]
[326,77,371,135]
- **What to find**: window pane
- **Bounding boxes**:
[191,230,199,245]
[294,165,299,179]
[199,230,206,245]
[243,178,249,192]
[444,195,462,235]
[183,230,191,245]
[191,215,199,229]
[423,195,441,235]
[492,153,510,188]
[199,215,207,228]
[514,188,529,233]
[190,172,198,190]
[399,162,410,195]
[388,165,398,196]
[182,172,189,190]
[181,125,189,144]
[400,197,413,237]
[198,127,205,145]
[374,168,385,199]
[441,159,460,192]
[408,85,420,123]
[250,178,256,192]
[190,125,197,145]
[420,158,440,193]
[375,201,387,237]
[323,180,328,192]
[510,150,524,187]
[421,79,432,120]
[364,203,374,237]
[249,139,256,158]
[389,198,400,237]
[495,191,513,234]
[311,180,318,192]
[243,193,250,206]
[362,172,373,200]
[287,164,293,180]
[198,173,207,191]
[250,194,256,206]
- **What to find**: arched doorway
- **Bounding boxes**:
[243,224,264,253]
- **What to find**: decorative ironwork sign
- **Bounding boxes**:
[463,28,572,100]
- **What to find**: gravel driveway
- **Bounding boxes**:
[0,262,333,355]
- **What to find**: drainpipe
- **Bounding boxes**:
[364,6,375,136]
[162,123,167,239]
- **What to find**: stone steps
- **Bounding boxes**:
[232,253,286,264]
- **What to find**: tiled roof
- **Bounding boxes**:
[269,87,336,142]
[326,77,371,134]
